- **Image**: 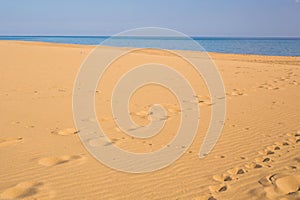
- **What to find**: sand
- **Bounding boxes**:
[0,40,300,200]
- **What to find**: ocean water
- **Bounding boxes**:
[0,36,300,56]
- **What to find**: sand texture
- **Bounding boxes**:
[0,41,300,199]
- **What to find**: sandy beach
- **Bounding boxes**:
[0,40,300,200]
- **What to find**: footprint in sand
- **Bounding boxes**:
[88,137,121,147]
[266,145,281,151]
[255,157,272,164]
[245,162,264,169]
[53,128,79,136]
[197,100,214,107]
[258,137,296,161]
[226,89,247,97]
[193,95,214,106]
[285,165,298,170]
[259,173,300,199]
[267,86,280,90]
[257,83,282,91]
[228,91,245,96]
[258,149,276,156]
[227,167,246,175]
[0,137,23,147]
[209,184,228,193]
[209,167,245,196]
[38,155,83,167]
[202,131,300,199]
[0,181,43,199]
[135,110,150,116]
[213,174,233,182]
[287,132,300,144]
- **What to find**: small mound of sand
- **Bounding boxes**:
[56,128,78,136]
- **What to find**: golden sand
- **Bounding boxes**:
[0,41,300,199]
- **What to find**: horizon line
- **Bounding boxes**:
[1,35,300,39]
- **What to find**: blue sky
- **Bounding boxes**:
[0,0,300,36]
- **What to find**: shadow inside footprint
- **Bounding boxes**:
[218,186,227,192]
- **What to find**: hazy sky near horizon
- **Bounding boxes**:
[0,0,300,36]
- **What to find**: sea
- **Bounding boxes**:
[0,36,300,56]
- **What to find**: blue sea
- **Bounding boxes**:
[1,36,300,56]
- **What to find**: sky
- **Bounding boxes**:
[0,0,300,37]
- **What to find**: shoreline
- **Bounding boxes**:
[1,40,300,58]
